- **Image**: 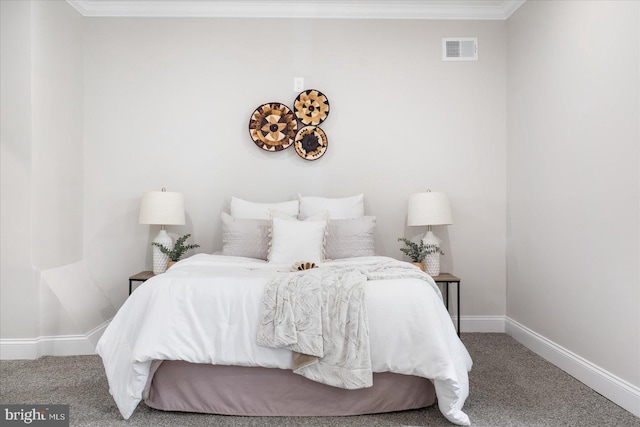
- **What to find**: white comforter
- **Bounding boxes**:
[96,254,472,425]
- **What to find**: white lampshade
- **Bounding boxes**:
[139,190,185,226]
[407,191,453,226]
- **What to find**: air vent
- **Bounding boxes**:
[442,38,478,61]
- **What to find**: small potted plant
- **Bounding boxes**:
[397,237,444,275]
[152,233,200,270]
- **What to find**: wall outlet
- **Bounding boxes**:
[294,77,304,92]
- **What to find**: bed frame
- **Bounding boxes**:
[144,361,436,416]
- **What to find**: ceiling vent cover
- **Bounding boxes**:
[442,38,478,61]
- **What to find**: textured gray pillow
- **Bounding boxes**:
[221,212,270,260]
[325,216,376,260]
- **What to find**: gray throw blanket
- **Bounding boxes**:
[256,259,436,389]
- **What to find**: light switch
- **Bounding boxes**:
[294,77,304,92]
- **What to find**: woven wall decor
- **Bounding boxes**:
[294,126,328,161]
[248,103,298,151]
[294,89,330,126]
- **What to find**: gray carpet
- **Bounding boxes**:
[1,333,638,426]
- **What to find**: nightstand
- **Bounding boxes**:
[431,273,461,337]
[129,271,155,295]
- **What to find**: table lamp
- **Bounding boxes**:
[139,188,185,274]
[407,190,453,275]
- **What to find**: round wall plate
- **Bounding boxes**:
[294,126,328,161]
[294,89,330,126]
[249,102,298,151]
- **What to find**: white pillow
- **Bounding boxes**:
[299,194,364,219]
[230,197,299,220]
[269,217,327,264]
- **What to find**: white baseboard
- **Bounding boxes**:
[455,315,506,333]
[506,317,640,418]
[0,320,110,360]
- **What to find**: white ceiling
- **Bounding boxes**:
[66,0,526,20]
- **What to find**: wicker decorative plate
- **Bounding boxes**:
[294,126,328,161]
[294,89,330,126]
[249,103,298,151]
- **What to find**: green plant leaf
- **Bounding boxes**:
[151,233,201,261]
[397,237,442,261]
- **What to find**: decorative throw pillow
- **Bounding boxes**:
[220,212,270,260]
[268,217,327,264]
[325,216,376,260]
[230,197,299,220]
[298,194,364,219]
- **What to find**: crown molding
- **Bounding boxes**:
[501,0,526,18]
[66,0,526,20]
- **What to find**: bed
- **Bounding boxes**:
[97,195,472,425]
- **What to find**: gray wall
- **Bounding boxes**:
[1,0,38,339]
[1,0,90,341]
[506,0,639,387]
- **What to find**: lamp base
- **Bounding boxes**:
[152,230,173,274]
[422,231,441,276]
[423,253,440,276]
[421,230,441,246]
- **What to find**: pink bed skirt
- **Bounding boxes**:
[144,361,436,416]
